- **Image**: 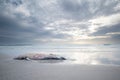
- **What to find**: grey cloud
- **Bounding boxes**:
[0,36,32,46]
[59,0,91,20]
[5,0,23,6]
[111,34,120,40]
[110,34,120,43]
[0,14,34,45]
[90,24,120,36]
[0,0,57,45]
[0,0,120,45]
[89,23,120,43]
[0,14,23,32]
[94,0,119,15]
[0,12,69,45]
[59,0,119,20]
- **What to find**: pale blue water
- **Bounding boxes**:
[0,44,120,65]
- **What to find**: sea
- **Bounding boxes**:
[0,44,120,65]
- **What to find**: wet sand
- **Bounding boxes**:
[0,59,120,80]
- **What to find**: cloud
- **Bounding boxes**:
[59,0,119,20]
[0,0,120,45]
[84,13,120,43]
[88,13,120,29]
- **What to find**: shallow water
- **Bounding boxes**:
[0,44,120,65]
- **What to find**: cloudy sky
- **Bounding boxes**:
[0,0,120,45]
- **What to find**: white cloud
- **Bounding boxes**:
[89,13,120,27]
[88,13,120,33]
[44,12,120,41]
[45,19,90,40]
[106,32,120,35]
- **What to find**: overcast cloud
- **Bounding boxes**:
[0,0,120,45]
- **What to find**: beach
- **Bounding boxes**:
[0,57,120,80]
[0,44,120,80]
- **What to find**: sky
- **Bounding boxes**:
[0,0,120,45]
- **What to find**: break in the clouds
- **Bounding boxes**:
[0,0,120,45]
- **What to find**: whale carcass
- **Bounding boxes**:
[14,53,66,61]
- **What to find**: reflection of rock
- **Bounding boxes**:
[14,56,30,60]
[40,57,66,60]
[14,54,66,61]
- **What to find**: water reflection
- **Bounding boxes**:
[0,44,120,65]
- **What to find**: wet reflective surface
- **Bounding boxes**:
[0,44,120,65]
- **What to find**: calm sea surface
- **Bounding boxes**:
[0,44,120,65]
